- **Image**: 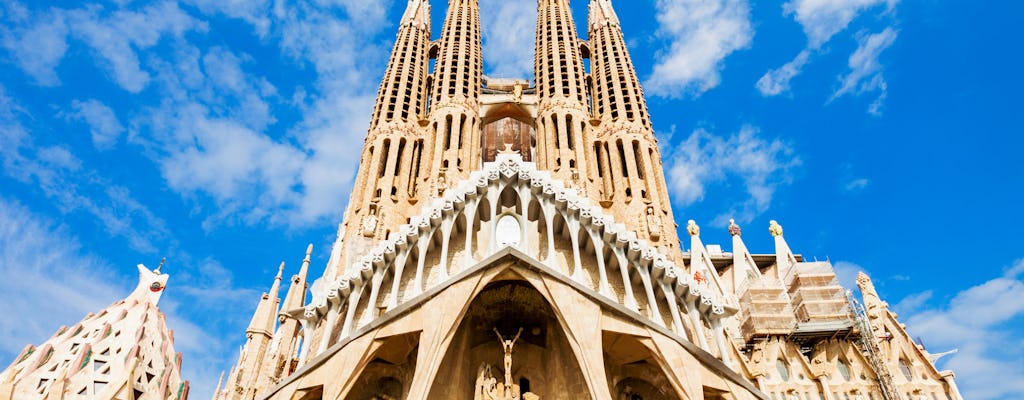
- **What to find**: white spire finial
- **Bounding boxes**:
[769,220,783,238]
[686,220,700,236]
[728,219,741,237]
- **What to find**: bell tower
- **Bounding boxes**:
[426,0,484,187]
[587,0,679,250]
[534,0,591,188]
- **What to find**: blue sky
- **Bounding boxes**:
[0,0,1021,398]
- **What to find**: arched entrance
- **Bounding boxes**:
[427,279,590,399]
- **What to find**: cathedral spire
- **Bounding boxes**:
[534,0,592,185]
[588,0,649,129]
[586,0,678,251]
[343,0,433,267]
[280,244,312,314]
[426,0,483,186]
[246,262,285,338]
[368,0,431,132]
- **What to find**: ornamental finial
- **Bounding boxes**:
[155,257,166,274]
[687,220,700,237]
[728,219,741,237]
[769,220,784,238]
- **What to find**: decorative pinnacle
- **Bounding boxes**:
[305,243,314,259]
[276,262,285,279]
[686,220,700,237]
[769,220,784,238]
[728,219,741,237]
[155,258,166,274]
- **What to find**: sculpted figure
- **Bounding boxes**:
[494,327,523,389]
[361,206,379,237]
[646,207,662,241]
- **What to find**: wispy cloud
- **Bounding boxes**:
[0,5,68,86]
[756,49,810,96]
[662,126,800,223]
[0,195,259,398]
[757,0,898,103]
[66,99,126,149]
[844,177,870,192]
[86,1,392,229]
[0,197,125,359]
[831,27,899,115]
[647,0,753,97]
[784,0,897,48]
[67,2,208,93]
[832,260,865,290]
[0,86,171,254]
[903,259,1024,400]
[480,0,535,79]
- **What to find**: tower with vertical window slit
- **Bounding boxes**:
[216,1,963,399]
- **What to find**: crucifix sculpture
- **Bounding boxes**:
[493,327,523,389]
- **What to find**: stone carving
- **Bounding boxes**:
[361,214,378,238]
[686,220,700,237]
[728,218,741,237]
[769,220,784,238]
[435,169,448,196]
[646,206,662,241]
[495,327,523,389]
[472,328,537,400]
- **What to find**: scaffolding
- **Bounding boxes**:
[737,277,797,341]
[783,262,855,339]
[850,293,903,400]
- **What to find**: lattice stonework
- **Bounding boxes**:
[0,265,189,400]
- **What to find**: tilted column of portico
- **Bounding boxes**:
[534,0,591,188]
[222,263,283,400]
[426,0,483,188]
[343,0,433,269]
[587,0,679,251]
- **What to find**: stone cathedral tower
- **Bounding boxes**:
[217,1,962,400]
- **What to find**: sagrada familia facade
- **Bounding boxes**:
[1,0,964,399]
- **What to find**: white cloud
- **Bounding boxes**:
[832,260,865,290]
[0,198,126,358]
[480,0,536,79]
[67,99,125,149]
[66,1,207,92]
[903,260,1024,400]
[844,177,870,192]
[757,0,897,99]
[783,0,897,48]
[647,0,753,97]
[892,289,932,315]
[117,0,391,229]
[0,195,259,399]
[0,86,171,253]
[0,7,68,86]
[182,0,273,36]
[832,27,898,115]
[756,49,810,96]
[662,126,800,223]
